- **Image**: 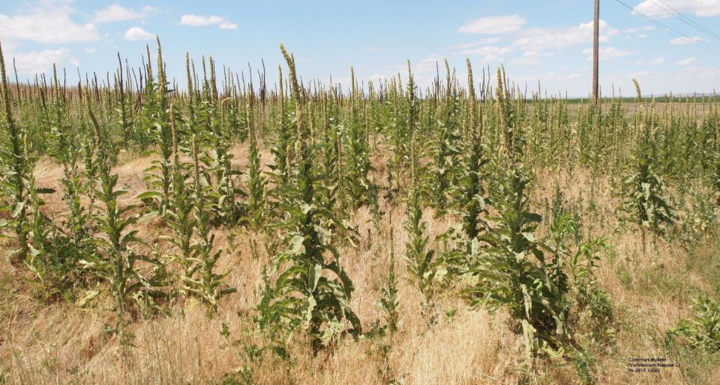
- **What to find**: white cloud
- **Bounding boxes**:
[624,26,655,33]
[458,45,513,57]
[638,34,648,39]
[649,57,666,64]
[0,2,99,44]
[512,20,618,54]
[634,57,666,66]
[417,54,446,69]
[455,37,502,49]
[634,0,720,18]
[93,4,157,23]
[453,20,620,65]
[511,57,539,65]
[510,49,556,65]
[674,57,696,66]
[452,19,621,67]
[582,46,637,60]
[180,14,237,30]
[631,70,651,78]
[451,44,511,64]
[458,15,526,34]
[11,48,68,74]
[670,36,702,45]
[123,27,154,41]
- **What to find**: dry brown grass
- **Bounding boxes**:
[1,142,717,385]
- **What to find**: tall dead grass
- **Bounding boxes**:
[0,143,716,385]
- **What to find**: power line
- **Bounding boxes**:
[616,0,720,50]
[614,0,720,56]
[650,0,720,42]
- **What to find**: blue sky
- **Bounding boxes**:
[1,0,719,97]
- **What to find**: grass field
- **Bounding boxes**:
[1,40,719,384]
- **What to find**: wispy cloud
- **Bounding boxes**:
[634,0,720,18]
[512,20,618,53]
[649,57,665,64]
[582,46,637,60]
[633,57,666,66]
[454,38,502,49]
[674,57,696,66]
[670,36,702,45]
[624,26,655,33]
[458,15,526,34]
[452,19,620,67]
[458,45,512,58]
[93,4,157,23]
[180,14,237,30]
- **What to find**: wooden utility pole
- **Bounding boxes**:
[592,0,600,103]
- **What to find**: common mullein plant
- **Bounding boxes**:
[403,62,440,309]
[267,65,294,200]
[26,170,60,297]
[620,80,675,232]
[343,67,377,210]
[257,44,361,353]
[666,295,720,353]
[707,101,720,196]
[81,116,101,214]
[184,130,236,311]
[442,59,490,276]
[16,69,62,297]
[242,80,268,262]
[496,66,525,162]
[429,60,461,213]
[468,69,571,361]
[49,69,90,254]
[224,76,246,143]
[140,39,175,217]
[318,88,344,218]
[0,42,31,263]
[26,67,90,299]
[243,80,267,231]
[471,165,571,360]
[203,57,243,226]
[164,106,197,301]
[385,74,410,189]
[82,100,169,322]
[378,226,400,334]
[115,54,133,149]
